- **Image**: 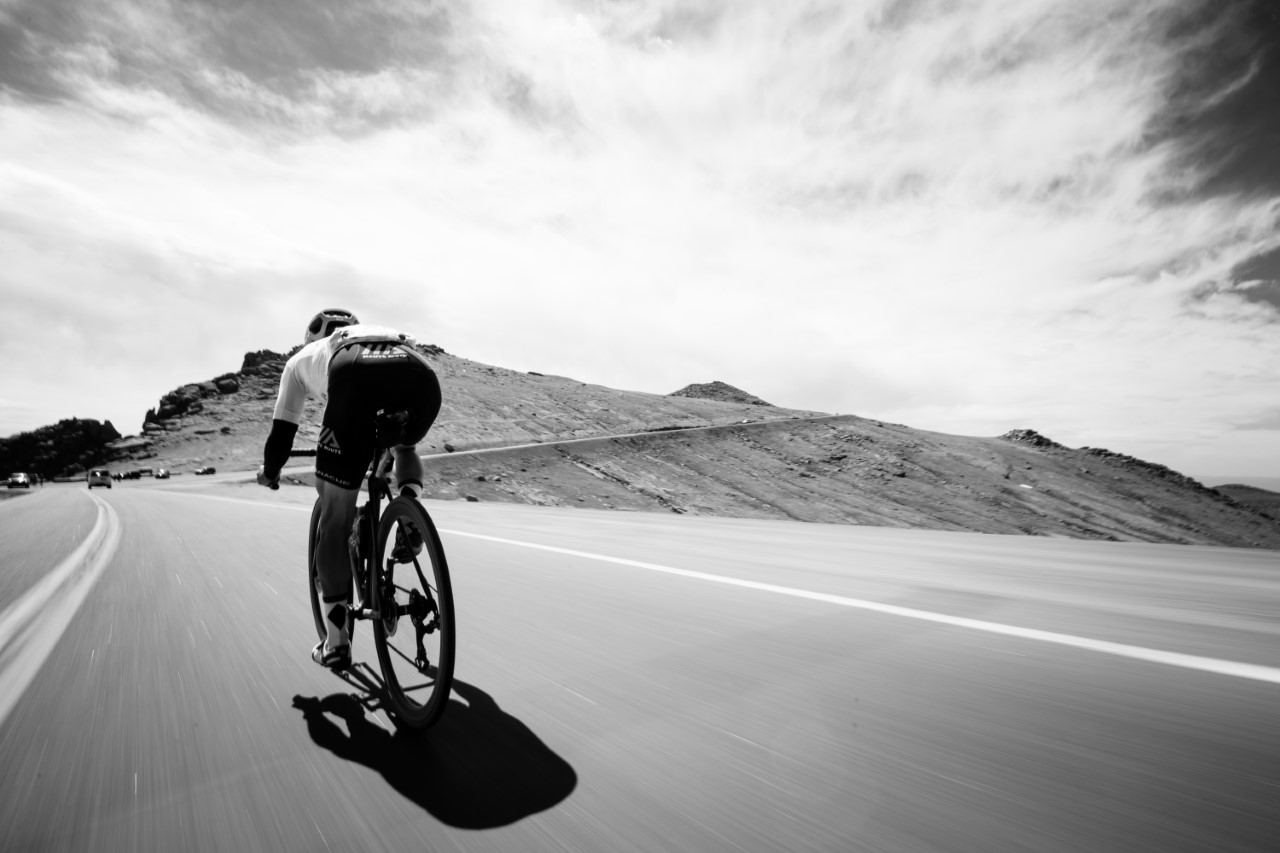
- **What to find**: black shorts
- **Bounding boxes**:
[316,342,442,490]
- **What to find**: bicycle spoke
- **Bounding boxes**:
[400,682,438,696]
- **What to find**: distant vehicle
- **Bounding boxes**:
[88,469,113,489]
[137,467,154,477]
[7,472,31,489]
[156,468,170,479]
[121,470,141,480]
[194,466,217,475]
[112,473,124,481]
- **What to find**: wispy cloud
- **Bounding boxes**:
[1,0,1278,478]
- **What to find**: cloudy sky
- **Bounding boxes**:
[2,0,1278,482]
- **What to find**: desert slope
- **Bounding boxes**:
[109,345,1280,549]
[353,418,1278,549]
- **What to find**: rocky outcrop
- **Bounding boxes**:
[1214,484,1280,519]
[1000,429,1066,450]
[146,383,215,424]
[1080,445,1220,495]
[669,381,774,406]
[239,349,292,375]
[1002,429,1230,504]
[144,356,272,426]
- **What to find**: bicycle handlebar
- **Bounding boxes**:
[268,440,389,490]
[265,448,319,490]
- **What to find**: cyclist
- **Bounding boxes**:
[256,309,442,670]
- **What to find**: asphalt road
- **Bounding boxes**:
[1,478,1279,852]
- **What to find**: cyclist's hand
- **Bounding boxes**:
[256,465,279,491]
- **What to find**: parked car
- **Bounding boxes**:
[156,468,170,479]
[7,472,31,489]
[88,469,113,489]
[194,466,217,475]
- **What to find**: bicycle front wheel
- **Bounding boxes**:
[306,498,325,643]
[373,496,455,729]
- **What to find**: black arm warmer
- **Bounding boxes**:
[262,419,299,480]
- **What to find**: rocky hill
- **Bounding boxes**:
[15,344,1280,549]
[0,418,121,479]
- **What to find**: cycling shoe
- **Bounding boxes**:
[311,640,351,671]
[391,523,424,563]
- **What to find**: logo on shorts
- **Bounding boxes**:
[356,342,407,360]
[319,427,342,455]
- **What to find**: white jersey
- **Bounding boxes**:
[272,324,418,424]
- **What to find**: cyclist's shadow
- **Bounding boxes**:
[293,670,577,828]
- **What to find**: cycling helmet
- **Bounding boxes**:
[304,308,358,344]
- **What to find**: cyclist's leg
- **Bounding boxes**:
[314,479,358,601]
[388,349,442,497]
[387,444,428,562]
[312,347,379,666]
[391,445,424,496]
[311,480,357,667]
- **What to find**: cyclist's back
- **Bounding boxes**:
[273,323,418,421]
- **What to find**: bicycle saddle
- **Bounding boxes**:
[374,409,411,445]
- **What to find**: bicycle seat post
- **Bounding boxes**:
[369,409,410,501]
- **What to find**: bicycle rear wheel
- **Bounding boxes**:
[372,496,455,729]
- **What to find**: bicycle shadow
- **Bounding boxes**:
[293,667,577,828]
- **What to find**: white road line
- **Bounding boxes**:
[0,492,123,729]
[444,529,1280,685]
[161,491,310,511]
[157,490,1280,684]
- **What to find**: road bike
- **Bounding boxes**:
[287,410,455,729]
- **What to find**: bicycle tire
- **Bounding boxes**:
[306,498,325,642]
[308,498,369,646]
[372,496,455,729]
